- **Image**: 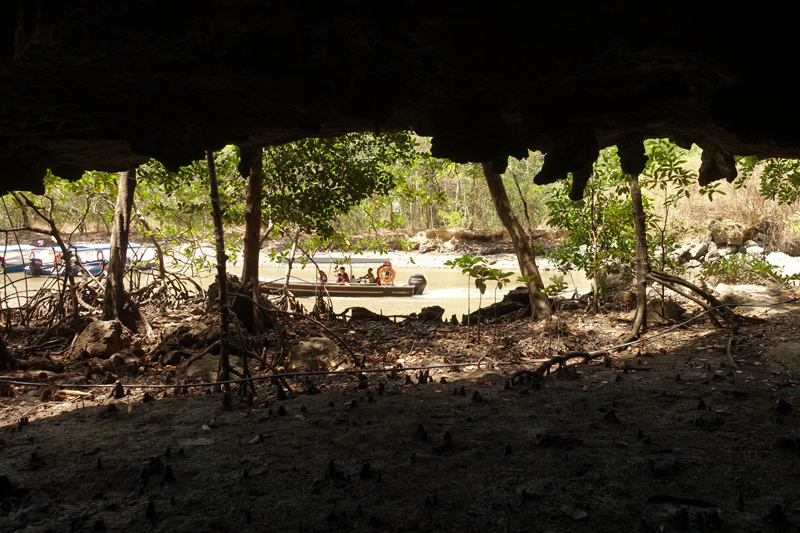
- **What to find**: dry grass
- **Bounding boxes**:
[536,145,800,255]
[664,171,800,253]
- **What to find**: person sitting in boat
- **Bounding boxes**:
[336,267,350,284]
[318,270,328,283]
[359,267,376,283]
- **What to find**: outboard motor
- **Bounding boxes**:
[408,274,427,295]
[27,258,43,277]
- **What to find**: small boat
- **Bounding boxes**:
[23,242,145,277]
[259,257,427,298]
[0,244,43,274]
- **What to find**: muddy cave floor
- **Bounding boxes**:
[2,295,800,532]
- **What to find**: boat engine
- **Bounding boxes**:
[408,274,427,295]
[27,258,43,276]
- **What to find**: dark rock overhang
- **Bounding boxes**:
[1,1,799,196]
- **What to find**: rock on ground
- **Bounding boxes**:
[69,320,130,359]
[289,336,340,371]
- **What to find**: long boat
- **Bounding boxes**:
[259,257,427,298]
[0,244,48,274]
[23,242,148,277]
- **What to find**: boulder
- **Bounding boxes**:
[688,242,709,260]
[709,220,756,246]
[706,241,718,255]
[745,245,765,257]
[152,314,240,366]
[714,284,785,315]
[670,244,692,263]
[766,252,800,278]
[613,290,636,307]
[175,351,244,383]
[102,348,145,375]
[763,343,800,376]
[70,320,130,360]
[289,337,340,371]
[717,244,738,257]
[647,299,685,323]
[161,349,191,367]
[418,306,445,322]
[714,284,754,306]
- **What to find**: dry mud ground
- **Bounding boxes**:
[2,295,800,532]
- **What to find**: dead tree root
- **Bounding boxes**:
[509,351,593,387]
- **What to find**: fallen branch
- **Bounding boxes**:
[509,351,592,385]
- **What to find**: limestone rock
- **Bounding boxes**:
[671,244,692,263]
[714,283,785,316]
[102,348,144,375]
[161,350,191,367]
[647,299,685,323]
[689,242,709,260]
[70,320,130,360]
[766,252,800,278]
[763,343,800,376]
[289,337,340,371]
[175,350,243,383]
[709,220,756,246]
[348,307,392,323]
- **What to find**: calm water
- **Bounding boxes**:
[258,263,589,319]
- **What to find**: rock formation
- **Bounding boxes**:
[2,2,799,196]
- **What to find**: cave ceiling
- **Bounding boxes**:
[1,1,799,196]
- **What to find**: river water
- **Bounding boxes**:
[2,252,591,320]
[258,261,590,320]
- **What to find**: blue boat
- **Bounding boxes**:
[1,244,50,274]
[24,243,103,277]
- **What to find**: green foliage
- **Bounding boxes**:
[517,273,567,298]
[262,132,417,238]
[338,144,548,232]
[546,147,637,291]
[737,156,800,205]
[698,254,800,285]
[640,139,695,275]
[136,152,241,274]
[445,254,486,282]
[446,254,511,300]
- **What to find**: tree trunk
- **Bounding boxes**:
[9,192,31,227]
[207,151,232,392]
[622,172,649,343]
[103,168,141,331]
[236,146,265,334]
[480,163,550,320]
[239,146,264,294]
